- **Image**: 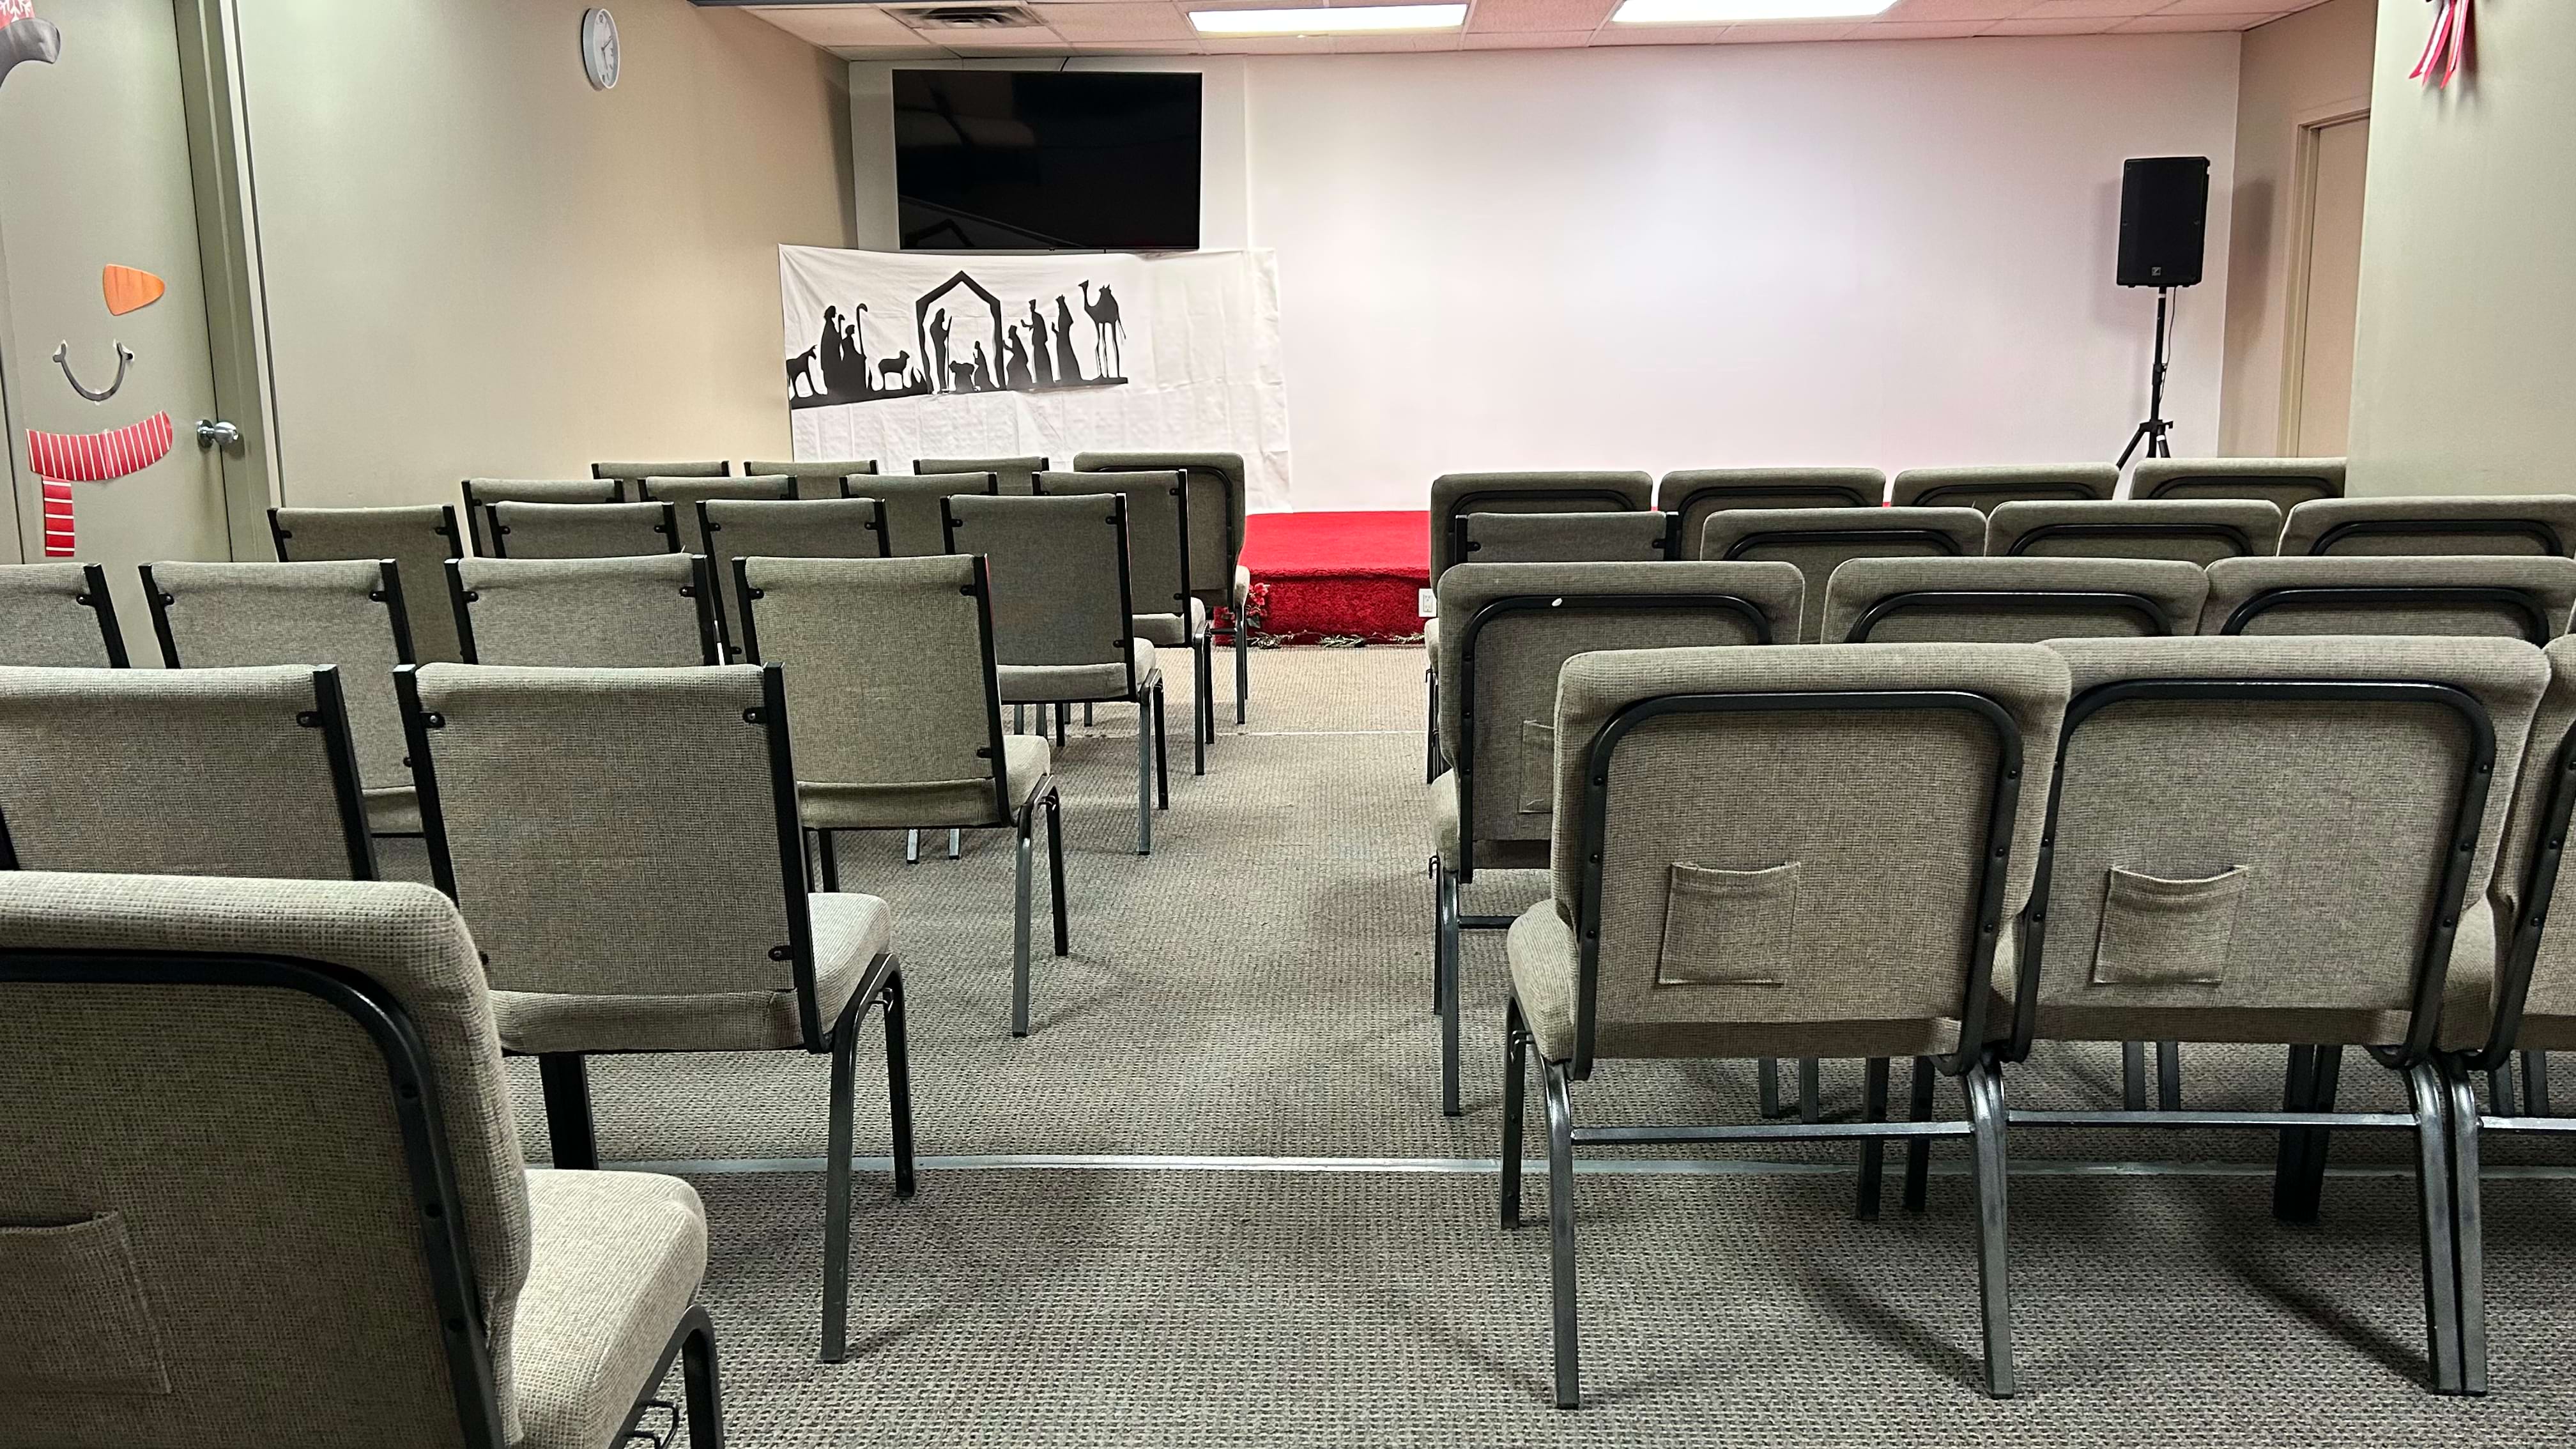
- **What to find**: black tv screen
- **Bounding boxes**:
[894,70,1201,252]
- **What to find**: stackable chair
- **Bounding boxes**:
[1036,470,1214,773]
[739,555,1071,1036]
[1429,560,1804,1117]
[870,472,999,557]
[1984,498,2285,565]
[947,492,1167,854]
[1889,464,2119,514]
[1822,556,2209,643]
[0,871,724,1449]
[2281,495,2576,558]
[700,497,890,656]
[397,662,912,1362]
[1993,634,2545,1396]
[0,562,126,666]
[1700,506,1986,642]
[746,457,876,500]
[636,475,793,563]
[449,555,721,666]
[917,454,1045,495]
[1501,643,2072,1407]
[2448,634,2576,1392]
[0,664,376,879]
[2201,555,2576,643]
[1657,468,1887,556]
[1074,452,1254,725]
[486,501,678,560]
[459,478,621,555]
[2133,456,2345,510]
[142,560,418,839]
[270,505,470,662]
[1450,510,1675,567]
[593,459,729,484]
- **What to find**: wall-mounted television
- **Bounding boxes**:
[893,70,1201,253]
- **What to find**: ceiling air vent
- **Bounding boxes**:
[891,4,1049,30]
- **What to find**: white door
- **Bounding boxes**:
[2288,114,2370,457]
[0,0,245,647]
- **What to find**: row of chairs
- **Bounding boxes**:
[1480,629,2576,1406]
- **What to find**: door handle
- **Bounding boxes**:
[195,418,241,450]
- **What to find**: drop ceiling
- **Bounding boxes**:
[732,0,2335,59]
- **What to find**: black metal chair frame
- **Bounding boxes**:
[54,562,132,666]
[1446,511,1680,574]
[2306,516,2570,558]
[847,471,997,557]
[1036,470,1216,775]
[2221,586,2556,645]
[395,661,913,1363]
[735,553,1069,1037]
[2139,470,2340,508]
[270,503,464,571]
[1904,481,2102,511]
[1659,479,1881,558]
[0,946,725,1448]
[445,555,723,667]
[2001,520,2260,562]
[594,461,731,481]
[1996,677,2494,1395]
[1839,590,2177,643]
[701,496,891,663]
[1501,688,2026,1408]
[485,500,679,560]
[459,480,622,555]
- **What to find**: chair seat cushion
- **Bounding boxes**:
[1429,770,1550,873]
[997,641,1158,703]
[365,786,421,836]
[1133,599,1210,648]
[802,735,1050,831]
[512,1169,709,1449]
[493,893,893,1054]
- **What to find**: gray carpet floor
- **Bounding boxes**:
[501,645,2576,1442]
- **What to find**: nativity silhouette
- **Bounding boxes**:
[788,269,1129,410]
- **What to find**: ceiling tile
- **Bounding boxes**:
[1468,0,1614,33]
[1714,20,1864,41]
[1331,31,1469,49]
[1882,0,2037,19]
[1853,19,1992,36]
[1593,23,1733,44]
[2015,0,2165,17]
[744,5,924,45]
[2114,12,2276,28]
[1040,3,1199,40]
[1461,29,1598,45]
[1202,34,1340,50]
[1977,16,2115,32]
[2154,0,2291,12]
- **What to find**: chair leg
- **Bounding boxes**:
[884,970,916,1201]
[1798,1058,1822,1124]
[2527,1050,2554,1116]
[1501,996,1529,1227]
[1012,811,1035,1038]
[1084,703,1093,727]
[905,828,920,866]
[1425,666,1441,784]
[1015,703,1025,735]
[1758,1058,1786,1118]
[818,830,840,893]
[2122,1041,2148,1110]
[1055,702,1068,747]
[2282,1045,2344,1225]
[1544,1061,1581,1409]
[1857,1057,1890,1221]
[2441,1057,2488,1395]
[1193,636,1209,774]
[1235,620,1248,724]
[1436,861,1462,1118]
[682,1309,725,1447]
[2404,1059,2467,1394]
[1045,788,1069,956]
[1134,696,1153,856]
[947,829,960,861]
[820,1020,857,1363]
[2273,1044,2320,1222]
[1963,1057,2017,1398]
[1153,681,1170,810]
[2156,1040,2184,1110]
[537,1054,599,1171]
[1903,1055,1935,1214]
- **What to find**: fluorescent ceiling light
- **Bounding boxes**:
[1189,4,1468,36]
[1610,0,1896,23]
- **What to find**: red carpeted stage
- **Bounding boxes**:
[1232,510,1429,645]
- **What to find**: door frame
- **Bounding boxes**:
[2276,103,2371,457]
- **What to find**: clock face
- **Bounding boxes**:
[581,8,620,91]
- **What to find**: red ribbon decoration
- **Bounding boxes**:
[2412,0,2470,89]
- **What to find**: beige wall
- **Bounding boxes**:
[236,0,852,507]
[2348,0,2576,495]
[2216,0,2375,456]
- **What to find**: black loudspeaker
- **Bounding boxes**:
[2117,156,2210,289]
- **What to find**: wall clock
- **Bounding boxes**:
[580,8,619,92]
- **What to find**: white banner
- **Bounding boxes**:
[779,245,1291,512]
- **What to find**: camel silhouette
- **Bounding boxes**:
[1080,281,1125,380]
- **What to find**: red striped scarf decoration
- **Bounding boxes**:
[40,480,73,558]
[26,411,174,483]
[2413,0,2470,89]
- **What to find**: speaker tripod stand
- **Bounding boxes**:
[2117,285,2176,468]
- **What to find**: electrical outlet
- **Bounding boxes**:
[1417,588,1436,617]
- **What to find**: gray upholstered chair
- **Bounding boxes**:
[1452,510,1676,567]
[700,496,889,657]
[0,871,724,1449]
[0,664,374,879]
[593,459,729,483]
[2133,456,2345,510]
[1984,498,2284,565]
[1889,464,2119,513]
[746,457,877,500]
[459,478,621,554]
[270,504,470,663]
[1429,560,1804,1117]
[1995,633,2546,1395]
[1657,468,1887,556]
[868,471,998,558]
[916,454,1046,495]
[739,555,1069,1036]
[142,560,418,839]
[1699,506,1987,643]
[636,474,795,562]
[2280,495,2576,558]
[1821,556,2209,643]
[1073,452,1254,724]
[0,562,126,666]
[1036,470,1215,774]
[2200,555,2576,642]
[1503,643,2072,1407]
[449,555,721,667]
[946,491,1167,855]
[397,661,910,1362]
[486,500,678,560]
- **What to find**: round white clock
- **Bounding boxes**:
[580,8,620,91]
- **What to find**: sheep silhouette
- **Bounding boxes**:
[877,350,912,388]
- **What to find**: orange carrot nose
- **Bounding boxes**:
[102,265,167,316]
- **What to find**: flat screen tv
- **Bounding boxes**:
[893,70,1200,252]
